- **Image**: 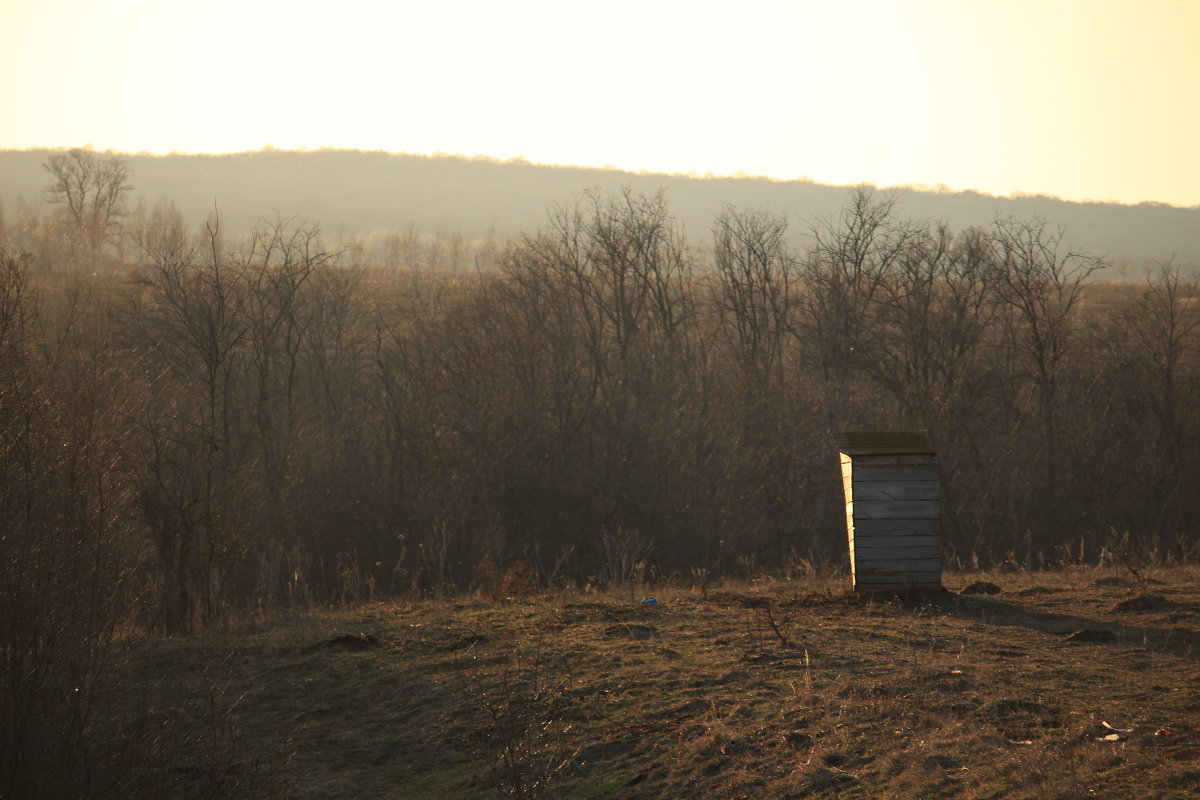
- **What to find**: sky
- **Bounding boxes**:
[1,0,1197,207]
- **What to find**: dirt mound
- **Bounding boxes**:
[440,633,491,651]
[307,632,381,652]
[1095,576,1167,588]
[1013,586,1060,596]
[981,698,1063,738]
[603,623,657,640]
[1112,593,1176,613]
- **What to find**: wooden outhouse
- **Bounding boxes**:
[833,431,942,593]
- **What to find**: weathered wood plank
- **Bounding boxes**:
[852,481,939,501]
[850,464,940,483]
[849,534,941,550]
[854,569,942,580]
[854,561,945,573]
[851,518,940,537]
[855,586,942,593]
[851,546,941,561]
[851,500,940,519]
[848,454,936,467]
[855,557,943,572]
[857,588,943,593]
[854,570,942,586]
[854,580,944,592]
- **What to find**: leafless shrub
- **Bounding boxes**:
[600,527,650,602]
[760,601,793,648]
[470,645,577,799]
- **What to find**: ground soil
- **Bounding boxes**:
[119,566,1200,799]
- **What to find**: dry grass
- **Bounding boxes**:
[113,566,1200,798]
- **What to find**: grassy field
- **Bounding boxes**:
[120,567,1200,799]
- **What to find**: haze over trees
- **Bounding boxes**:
[2,148,1199,795]
[2,147,1199,271]
[42,147,132,266]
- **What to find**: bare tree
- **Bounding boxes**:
[796,188,921,421]
[791,190,923,555]
[864,224,998,421]
[1119,261,1200,537]
[986,217,1106,538]
[43,148,132,268]
[132,197,192,273]
[128,208,253,631]
[712,205,792,381]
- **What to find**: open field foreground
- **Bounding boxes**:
[121,568,1200,799]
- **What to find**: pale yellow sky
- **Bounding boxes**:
[1,0,1197,206]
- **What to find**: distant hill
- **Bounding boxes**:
[3,147,1198,274]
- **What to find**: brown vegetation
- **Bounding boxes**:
[2,165,1199,795]
[115,566,1200,799]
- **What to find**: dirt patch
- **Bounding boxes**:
[961,581,1003,595]
[1112,593,1178,613]
[305,633,381,652]
[602,623,657,640]
[785,731,816,751]
[440,633,491,652]
[1064,628,1116,644]
[803,767,857,791]
[779,591,853,608]
[1096,576,1167,588]
[985,647,1029,658]
[561,602,660,624]
[924,753,963,770]
[1013,586,1061,596]
[703,591,766,608]
[981,698,1063,738]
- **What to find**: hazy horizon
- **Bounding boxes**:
[5,146,1198,271]
[9,143,1199,212]
[3,0,1198,208]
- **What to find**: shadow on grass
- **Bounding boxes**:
[927,593,1200,659]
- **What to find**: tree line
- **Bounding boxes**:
[3,151,1199,635]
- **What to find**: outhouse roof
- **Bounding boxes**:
[833,430,936,455]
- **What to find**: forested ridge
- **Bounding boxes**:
[3,147,1199,267]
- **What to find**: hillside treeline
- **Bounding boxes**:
[6,147,1200,266]
[4,184,1200,631]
